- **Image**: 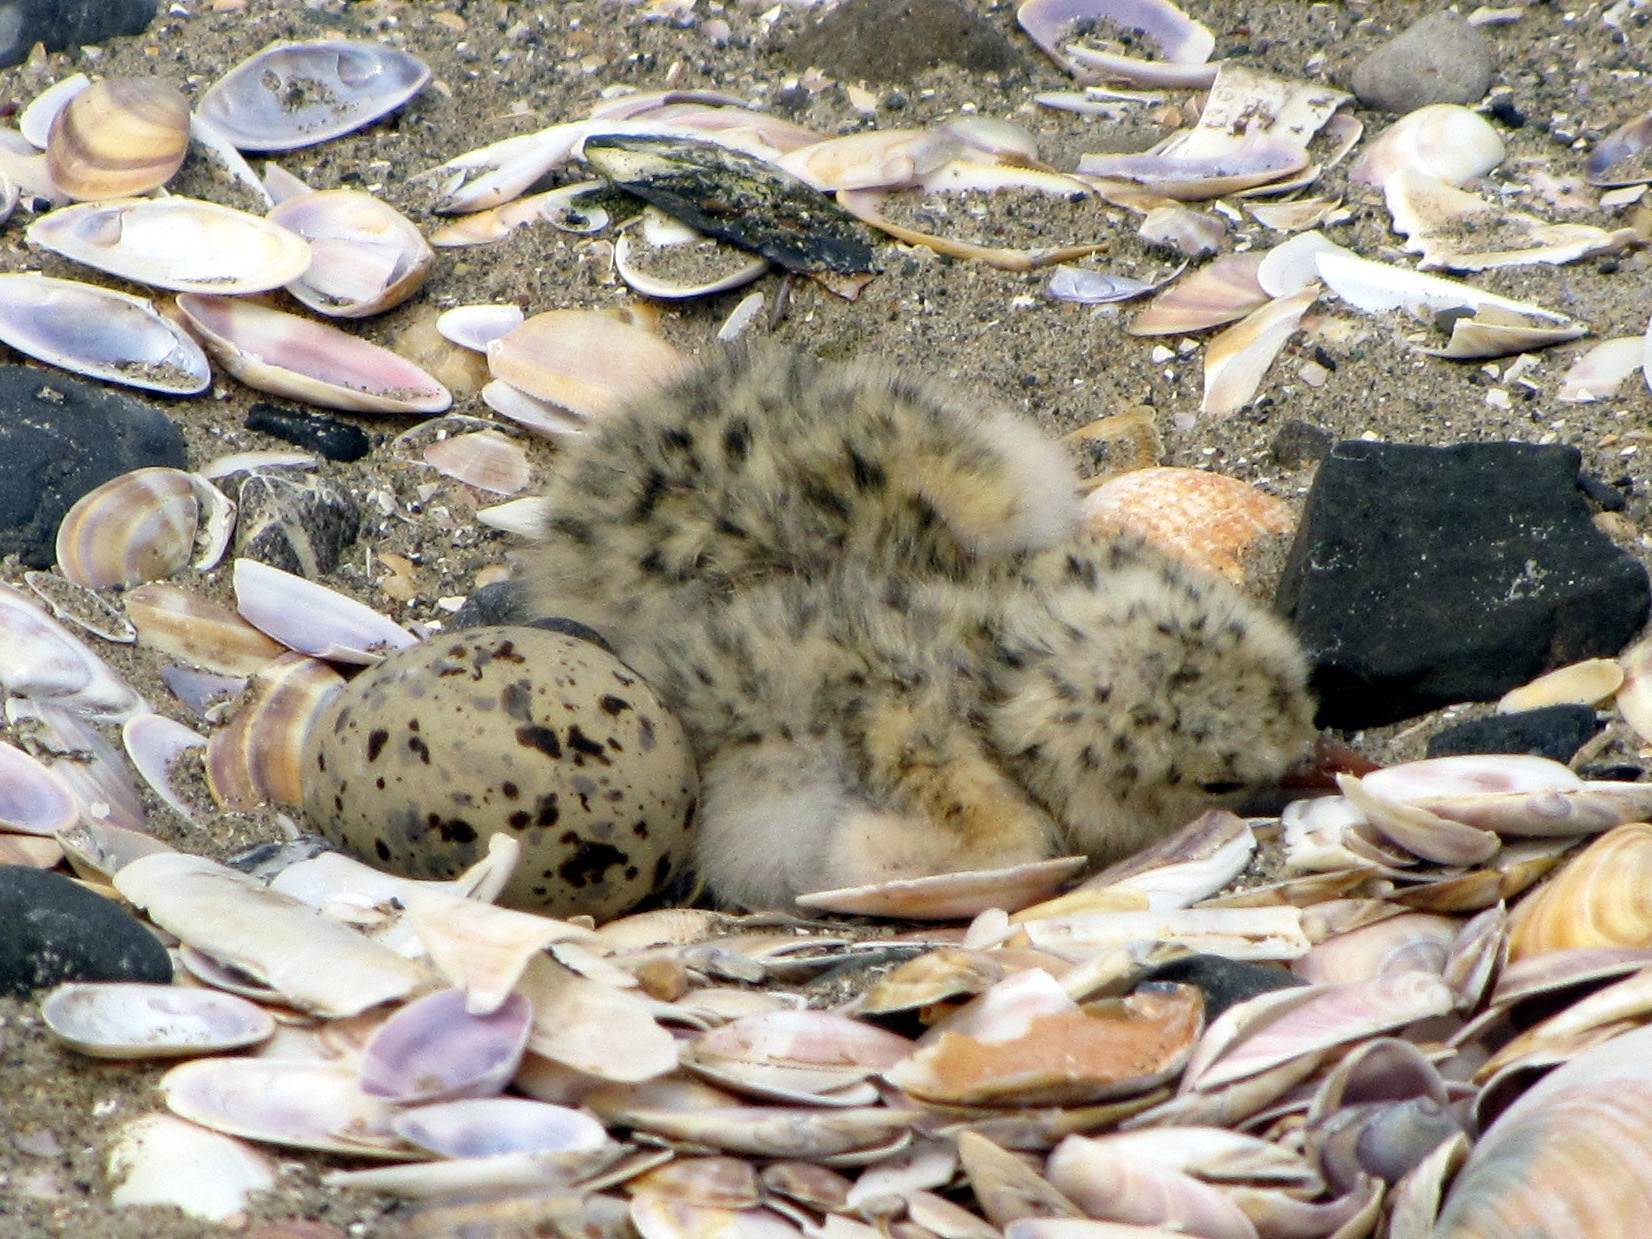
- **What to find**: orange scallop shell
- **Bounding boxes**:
[1507,821,1652,961]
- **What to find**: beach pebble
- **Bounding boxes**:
[0,367,187,568]
[1427,705,1604,764]
[1350,11,1494,113]
[245,403,372,463]
[232,472,361,579]
[0,0,157,68]
[1136,954,1305,1022]
[1278,441,1651,729]
[301,625,697,920]
[0,865,172,997]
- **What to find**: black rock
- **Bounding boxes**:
[0,0,156,67]
[780,0,1028,83]
[232,471,361,578]
[245,403,372,463]
[448,580,533,630]
[0,865,172,997]
[1277,441,1652,729]
[0,366,187,568]
[1136,954,1304,1022]
[1427,705,1604,764]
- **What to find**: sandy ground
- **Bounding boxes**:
[0,0,1649,1233]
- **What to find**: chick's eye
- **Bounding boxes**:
[1200,780,1245,795]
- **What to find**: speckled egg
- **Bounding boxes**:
[300,624,697,920]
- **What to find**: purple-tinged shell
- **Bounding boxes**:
[359,987,532,1103]
[391,1097,607,1158]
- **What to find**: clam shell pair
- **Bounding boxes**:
[55,468,234,590]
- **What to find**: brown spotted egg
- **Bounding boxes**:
[300,624,697,920]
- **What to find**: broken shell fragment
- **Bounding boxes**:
[776,128,961,192]
[1079,139,1308,200]
[45,76,189,200]
[1046,1134,1258,1236]
[796,856,1087,919]
[42,982,274,1058]
[488,309,685,418]
[437,304,525,353]
[1506,823,1652,960]
[268,189,434,317]
[19,74,90,148]
[28,198,312,295]
[1350,104,1506,190]
[1557,336,1644,403]
[1079,468,1294,587]
[199,40,431,152]
[429,180,614,247]
[122,713,208,825]
[175,294,451,415]
[613,207,769,299]
[1200,285,1318,419]
[1128,252,1269,335]
[55,468,230,590]
[0,274,210,396]
[1587,109,1652,187]
[108,1114,276,1223]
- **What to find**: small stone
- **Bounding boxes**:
[0,0,157,68]
[232,472,361,579]
[1427,705,1604,764]
[0,366,187,568]
[1269,419,1333,470]
[1349,11,1494,113]
[245,403,371,463]
[780,0,1027,83]
[1277,441,1652,729]
[1136,954,1304,1022]
[0,865,172,997]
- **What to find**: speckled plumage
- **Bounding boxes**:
[520,346,1315,908]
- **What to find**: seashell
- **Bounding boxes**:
[8,683,150,831]
[421,428,533,495]
[1019,0,1216,86]
[199,40,431,152]
[107,1114,276,1223]
[268,189,434,317]
[1497,657,1624,713]
[776,129,961,192]
[600,1097,914,1162]
[630,1198,804,1238]
[1128,252,1269,335]
[1350,104,1506,190]
[162,1057,415,1158]
[1255,230,1352,297]
[391,1097,608,1159]
[114,851,430,1017]
[488,309,686,418]
[0,585,144,720]
[1020,906,1310,962]
[480,380,588,438]
[55,468,231,590]
[957,1129,1086,1227]
[630,1157,763,1210]
[1046,1134,1257,1237]
[1336,771,1500,866]
[1046,265,1162,305]
[46,77,189,200]
[1586,108,1652,186]
[28,198,311,294]
[1434,1023,1652,1235]
[360,988,533,1103]
[122,712,208,825]
[0,738,79,836]
[1138,204,1225,257]
[1557,336,1644,403]
[21,571,129,644]
[175,294,451,415]
[885,982,1202,1107]
[232,558,415,664]
[19,74,91,148]
[1200,285,1318,419]
[205,651,343,810]
[796,856,1088,920]
[613,207,769,300]
[389,307,492,401]
[0,273,210,395]
[517,954,680,1081]
[188,113,273,207]
[1079,467,1295,587]
[42,981,273,1058]
[1385,169,1633,272]
[198,449,318,481]
[431,180,616,248]
[476,493,554,536]
[1062,810,1254,912]
[681,1010,913,1104]
[0,834,64,868]
[1314,249,1581,334]
[437,303,525,352]
[1293,913,1459,986]
[1622,629,1652,747]
[1505,822,1652,960]
[1246,195,1343,232]
[125,582,284,675]
[1079,138,1308,200]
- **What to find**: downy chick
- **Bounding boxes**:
[519,346,1315,908]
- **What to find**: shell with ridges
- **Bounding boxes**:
[55,468,229,591]
[1506,822,1652,960]
[46,77,189,200]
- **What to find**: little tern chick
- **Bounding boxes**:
[520,346,1315,908]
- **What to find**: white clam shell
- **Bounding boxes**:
[1350,104,1506,189]
[392,1097,608,1159]
[19,74,90,148]
[42,981,274,1058]
[176,293,451,415]
[0,584,144,720]
[108,1114,276,1223]
[0,274,209,394]
[0,738,79,836]
[437,304,525,352]
[24,570,136,644]
[268,188,434,318]
[421,428,533,495]
[199,40,431,152]
[613,208,769,300]
[232,557,416,664]
[27,197,311,294]
[480,379,587,438]
[122,712,209,825]
[488,309,685,419]
[5,696,147,836]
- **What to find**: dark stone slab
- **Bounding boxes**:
[1137,954,1304,1022]
[1277,441,1651,730]
[0,0,158,68]
[780,0,1028,83]
[245,403,372,463]
[1427,705,1604,764]
[0,865,171,997]
[232,471,361,578]
[0,366,188,568]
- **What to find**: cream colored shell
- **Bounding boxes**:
[301,625,697,920]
